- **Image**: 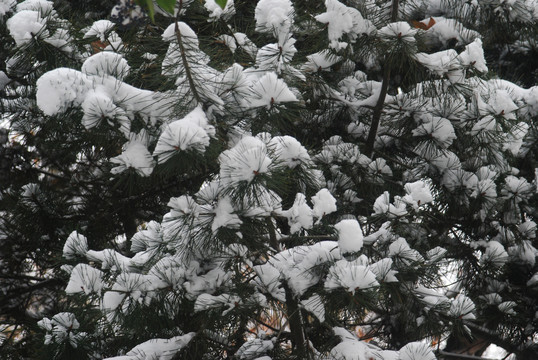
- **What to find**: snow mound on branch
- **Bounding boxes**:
[16,0,54,14]
[248,72,298,109]
[162,21,198,47]
[334,219,363,254]
[219,136,272,185]
[110,134,155,177]
[205,0,235,21]
[63,231,89,260]
[153,107,214,163]
[370,258,398,283]
[378,22,417,43]
[7,10,48,46]
[83,19,114,42]
[329,327,381,359]
[315,0,375,49]
[412,116,456,148]
[0,0,16,16]
[325,259,379,294]
[281,193,313,234]
[399,342,436,360]
[82,52,130,80]
[104,333,196,360]
[449,295,476,320]
[268,135,311,168]
[81,90,130,136]
[254,241,341,297]
[65,264,104,295]
[403,180,433,208]
[255,0,293,42]
[301,294,325,322]
[311,188,337,222]
[235,337,275,360]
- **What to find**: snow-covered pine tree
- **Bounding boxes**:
[1,0,537,359]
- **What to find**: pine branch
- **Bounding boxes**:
[365,0,400,157]
[174,12,202,105]
[265,216,310,358]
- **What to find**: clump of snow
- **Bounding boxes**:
[325,259,379,294]
[82,89,130,135]
[162,21,198,47]
[373,191,408,218]
[458,38,488,73]
[415,50,464,83]
[16,0,54,14]
[329,327,381,359]
[153,107,215,163]
[481,240,509,267]
[378,21,417,43]
[388,237,423,263]
[110,135,155,177]
[315,0,375,49]
[84,19,114,42]
[205,0,235,21]
[63,231,89,260]
[302,50,343,72]
[268,135,311,168]
[0,0,15,16]
[399,342,436,360]
[211,196,242,232]
[281,193,313,234]
[65,264,104,295]
[370,258,398,283]
[413,116,456,148]
[255,0,293,42]
[219,136,272,186]
[104,334,196,360]
[334,219,363,254]
[36,68,91,116]
[235,337,275,360]
[6,10,48,46]
[248,72,298,109]
[38,312,86,347]
[82,52,130,80]
[311,188,337,222]
[403,180,433,208]
[449,295,476,320]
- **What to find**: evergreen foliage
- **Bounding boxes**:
[0,0,537,359]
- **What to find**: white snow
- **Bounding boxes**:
[334,219,364,254]
[7,10,48,46]
[81,52,130,80]
[153,107,214,163]
[248,72,298,109]
[204,0,235,21]
[110,136,155,177]
[104,334,196,360]
[63,231,89,260]
[83,19,115,42]
[311,188,337,222]
[399,342,436,360]
[325,260,379,294]
[0,0,15,16]
[219,136,272,185]
[315,0,375,49]
[65,264,104,295]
